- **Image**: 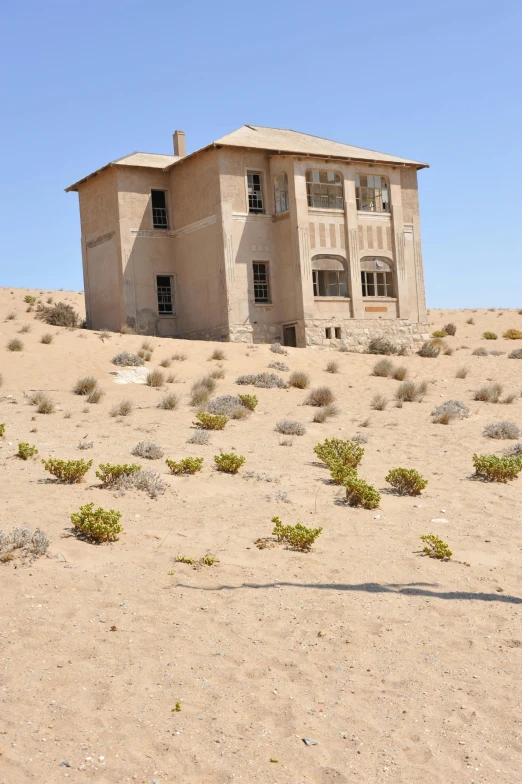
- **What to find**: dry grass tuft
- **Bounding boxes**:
[275,419,306,436]
[110,399,134,417]
[209,348,226,361]
[87,387,104,404]
[158,393,179,410]
[288,371,310,389]
[172,352,187,361]
[371,393,388,411]
[7,338,23,352]
[159,357,172,368]
[306,386,335,407]
[73,376,97,395]
[396,380,427,403]
[456,366,469,378]
[372,359,393,377]
[326,360,339,374]
[40,333,53,344]
[474,383,503,403]
[146,368,164,388]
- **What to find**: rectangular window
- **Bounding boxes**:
[156,275,174,315]
[151,190,169,229]
[253,262,270,303]
[247,172,264,214]
[306,170,343,209]
[325,327,332,339]
[335,327,341,339]
[361,271,393,297]
[312,270,348,297]
[355,175,390,213]
[274,172,289,213]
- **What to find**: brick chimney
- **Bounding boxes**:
[173,130,186,158]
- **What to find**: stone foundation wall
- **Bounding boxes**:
[304,318,429,353]
[182,324,230,342]
[228,323,282,344]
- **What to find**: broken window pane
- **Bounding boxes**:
[355,174,390,213]
[306,170,343,209]
[274,173,289,213]
[248,173,264,214]
[157,275,174,315]
[151,190,169,229]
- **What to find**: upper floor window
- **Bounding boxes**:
[151,190,169,229]
[156,275,174,315]
[306,170,343,210]
[312,255,348,297]
[253,262,271,303]
[355,175,390,212]
[274,172,289,214]
[247,172,264,214]
[360,257,393,297]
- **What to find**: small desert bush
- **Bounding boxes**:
[19,324,31,334]
[474,382,503,403]
[367,337,399,355]
[503,328,522,340]
[371,393,388,411]
[432,330,448,338]
[272,516,322,551]
[288,370,310,389]
[372,358,394,377]
[40,333,53,344]
[207,395,250,418]
[42,458,92,483]
[111,351,144,367]
[158,393,179,410]
[96,463,141,485]
[392,365,408,381]
[73,376,97,395]
[115,469,166,499]
[71,503,123,543]
[166,457,204,475]
[343,472,380,509]
[7,338,23,352]
[472,453,522,482]
[110,399,133,417]
[443,323,457,336]
[386,467,428,495]
[270,342,288,355]
[146,368,164,387]
[209,367,225,380]
[17,442,38,460]
[483,331,498,340]
[6,312,16,320]
[312,403,339,422]
[78,441,93,450]
[214,452,245,474]
[314,438,364,482]
[352,432,369,444]
[159,357,172,368]
[508,348,522,359]
[141,340,154,353]
[483,421,520,440]
[418,341,440,358]
[132,442,164,460]
[36,394,55,414]
[395,379,427,403]
[0,526,49,563]
[431,400,469,424]
[326,360,339,374]
[0,423,5,437]
[194,412,228,430]
[236,372,286,389]
[187,430,211,445]
[87,387,104,404]
[35,301,79,327]
[137,349,152,361]
[24,295,36,304]
[466,317,475,325]
[172,352,187,361]
[456,366,469,378]
[238,393,258,411]
[305,386,335,407]
[421,534,452,560]
[472,347,489,356]
[208,348,226,361]
[190,375,217,405]
[268,361,289,372]
[504,442,522,457]
[275,419,306,436]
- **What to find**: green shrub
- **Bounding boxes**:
[432,330,448,338]
[503,328,522,340]
[472,453,522,482]
[42,458,92,483]
[71,503,123,543]
[343,472,381,509]
[421,534,452,560]
[214,452,245,474]
[271,516,322,551]
[166,457,204,475]
[36,301,79,328]
[314,438,364,474]
[194,412,228,430]
[0,423,5,437]
[7,338,23,352]
[96,463,142,485]
[385,467,428,495]
[238,393,258,411]
[483,331,498,340]
[24,295,36,303]
[17,442,38,460]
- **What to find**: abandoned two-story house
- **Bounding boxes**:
[66,125,430,349]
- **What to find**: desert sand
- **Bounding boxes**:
[1,288,521,784]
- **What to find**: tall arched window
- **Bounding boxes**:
[360,257,394,297]
[312,255,349,297]
[274,173,289,213]
[306,170,343,209]
[355,175,390,212]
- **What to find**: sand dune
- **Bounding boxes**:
[1,288,521,784]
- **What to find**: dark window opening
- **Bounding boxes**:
[313,269,348,297]
[157,275,174,315]
[248,173,264,214]
[325,327,332,339]
[335,327,341,339]
[253,262,270,303]
[152,190,169,229]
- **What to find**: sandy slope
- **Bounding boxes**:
[0,288,521,784]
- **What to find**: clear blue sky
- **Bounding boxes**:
[1,0,520,307]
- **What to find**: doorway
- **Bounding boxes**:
[282,324,297,347]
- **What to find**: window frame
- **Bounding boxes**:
[274,172,289,214]
[306,169,344,210]
[355,174,390,213]
[360,257,394,298]
[252,261,271,304]
[246,171,265,215]
[155,274,175,316]
[151,189,169,230]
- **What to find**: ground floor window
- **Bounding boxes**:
[313,269,348,297]
[253,262,271,303]
[156,275,174,315]
[360,257,394,297]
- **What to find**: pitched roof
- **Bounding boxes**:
[209,125,428,167]
[65,152,179,192]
